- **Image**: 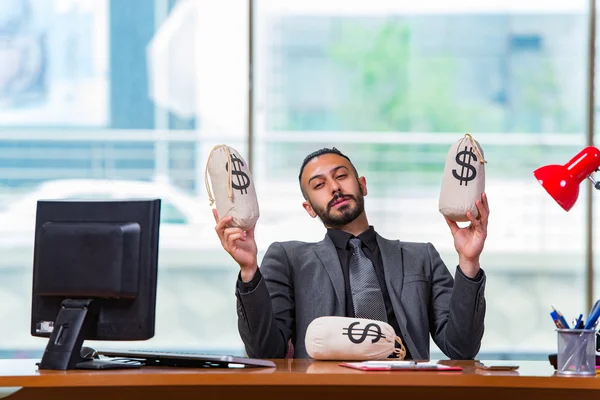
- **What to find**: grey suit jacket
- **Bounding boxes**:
[235,233,486,360]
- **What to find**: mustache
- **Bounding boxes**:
[328,193,354,210]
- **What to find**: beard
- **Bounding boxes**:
[310,189,364,228]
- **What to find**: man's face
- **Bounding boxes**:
[300,153,366,228]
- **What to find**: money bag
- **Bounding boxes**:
[205,145,259,231]
[439,134,486,222]
[304,316,406,360]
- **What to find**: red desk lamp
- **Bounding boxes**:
[534,146,600,211]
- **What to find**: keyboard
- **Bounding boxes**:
[96,349,276,368]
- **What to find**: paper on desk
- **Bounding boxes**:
[363,361,416,365]
[340,361,462,371]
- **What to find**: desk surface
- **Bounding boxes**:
[0,359,597,400]
[0,358,595,388]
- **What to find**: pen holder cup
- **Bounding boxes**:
[556,329,596,376]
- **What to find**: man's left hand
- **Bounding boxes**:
[444,192,489,278]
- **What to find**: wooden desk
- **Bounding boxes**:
[0,359,598,400]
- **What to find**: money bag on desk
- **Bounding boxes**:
[439,134,486,222]
[304,316,406,360]
[205,145,259,231]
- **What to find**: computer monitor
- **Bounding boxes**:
[30,199,161,370]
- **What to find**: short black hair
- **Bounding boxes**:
[298,147,357,198]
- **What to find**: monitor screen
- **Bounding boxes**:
[30,199,160,370]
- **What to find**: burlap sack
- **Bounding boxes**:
[439,134,486,222]
[205,145,259,231]
[305,316,406,360]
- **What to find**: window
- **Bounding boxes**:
[253,0,588,360]
[0,0,594,361]
[160,202,187,225]
[0,0,248,357]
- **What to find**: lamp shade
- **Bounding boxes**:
[533,146,600,211]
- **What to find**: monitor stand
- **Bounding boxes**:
[37,299,142,370]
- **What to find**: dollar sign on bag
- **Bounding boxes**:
[452,146,477,186]
[342,322,385,344]
[225,153,250,195]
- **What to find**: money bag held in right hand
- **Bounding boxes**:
[439,134,486,222]
[205,145,259,231]
[304,316,406,360]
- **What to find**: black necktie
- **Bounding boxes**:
[348,237,388,322]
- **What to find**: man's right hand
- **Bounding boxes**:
[213,209,258,282]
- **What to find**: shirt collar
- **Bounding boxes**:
[326,226,378,251]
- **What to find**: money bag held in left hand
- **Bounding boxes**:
[304,316,406,360]
[205,145,259,231]
[439,134,486,222]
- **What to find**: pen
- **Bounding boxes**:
[585,306,600,330]
[576,314,584,329]
[551,306,570,329]
[585,299,600,329]
[550,310,563,329]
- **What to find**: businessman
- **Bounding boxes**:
[213,147,488,360]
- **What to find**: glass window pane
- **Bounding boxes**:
[0,0,248,357]
[160,202,187,225]
[254,0,588,359]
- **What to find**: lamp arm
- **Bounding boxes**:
[587,171,600,190]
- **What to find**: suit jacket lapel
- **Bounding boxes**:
[377,234,422,360]
[313,235,346,312]
[376,234,404,302]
